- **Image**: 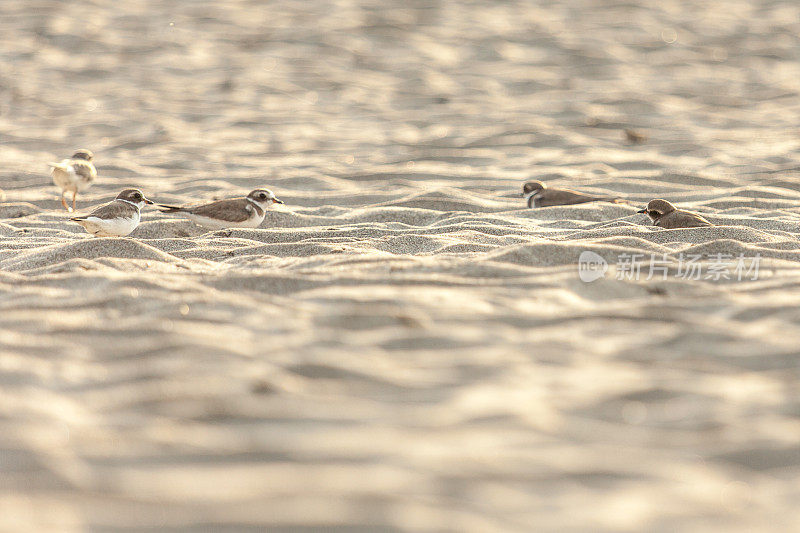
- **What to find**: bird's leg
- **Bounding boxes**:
[60,192,71,212]
[72,191,78,211]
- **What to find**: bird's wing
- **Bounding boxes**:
[660,211,713,228]
[72,201,135,221]
[156,204,185,213]
[540,189,599,206]
[71,161,96,181]
[685,214,713,227]
[188,198,254,222]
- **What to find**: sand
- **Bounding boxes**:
[2,0,800,531]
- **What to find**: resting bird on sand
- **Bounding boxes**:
[637,199,713,229]
[522,181,621,208]
[157,188,283,230]
[50,148,97,212]
[70,188,153,237]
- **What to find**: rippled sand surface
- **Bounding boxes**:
[2,1,800,531]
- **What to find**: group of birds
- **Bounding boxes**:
[44,149,712,238]
[521,180,713,228]
[49,149,283,237]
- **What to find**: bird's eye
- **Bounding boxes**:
[259,193,267,200]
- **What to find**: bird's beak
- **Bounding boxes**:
[144,198,154,205]
[637,208,647,214]
[273,198,284,204]
[519,192,524,198]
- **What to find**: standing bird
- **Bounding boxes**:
[637,199,713,229]
[70,188,153,237]
[156,188,283,230]
[522,181,621,208]
[50,149,97,212]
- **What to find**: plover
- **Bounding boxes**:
[522,181,620,208]
[50,149,97,212]
[70,188,153,237]
[157,188,283,229]
[637,199,712,229]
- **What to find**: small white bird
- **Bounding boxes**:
[157,188,284,229]
[50,148,97,212]
[70,188,153,237]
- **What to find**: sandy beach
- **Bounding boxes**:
[2,0,800,531]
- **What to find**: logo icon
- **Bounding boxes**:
[578,251,608,282]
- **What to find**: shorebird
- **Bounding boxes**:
[70,188,153,237]
[522,181,621,208]
[50,149,97,212]
[156,188,283,229]
[637,199,712,229]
